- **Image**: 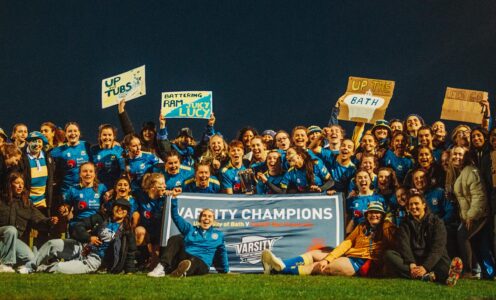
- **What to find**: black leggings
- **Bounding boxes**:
[159,235,209,276]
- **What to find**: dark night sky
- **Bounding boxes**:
[1,1,495,142]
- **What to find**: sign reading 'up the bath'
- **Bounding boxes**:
[336,76,395,124]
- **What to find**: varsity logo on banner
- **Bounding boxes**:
[161,193,345,273]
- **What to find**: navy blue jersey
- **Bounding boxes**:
[220,162,247,193]
[183,177,221,193]
[256,172,284,194]
[63,183,107,222]
[90,145,125,189]
[51,141,91,192]
[280,161,331,193]
[383,149,414,183]
[424,188,454,223]
[136,190,165,239]
[127,152,162,191]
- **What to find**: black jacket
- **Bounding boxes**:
[0,197,51,237]
[71,213,136,274]
[394,213,449,271]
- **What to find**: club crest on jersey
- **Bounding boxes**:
[81,151,86,156]
[431,198,438,205]
[227,235,282,264]
[211,233,219,240]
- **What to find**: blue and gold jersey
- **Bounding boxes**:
[27,151,48,208]
[220,162,247,193]
[256,171,284,194]
[183,176,221,193]
[156,165,195,189]
[280,161,331,193]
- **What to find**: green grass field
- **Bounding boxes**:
[1,274,495,299]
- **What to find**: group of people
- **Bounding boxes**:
[0,98,495,286]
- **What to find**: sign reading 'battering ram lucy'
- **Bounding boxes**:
[161,91,213,119]
[337,76,395,124]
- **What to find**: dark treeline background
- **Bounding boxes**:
[1,1,495,143]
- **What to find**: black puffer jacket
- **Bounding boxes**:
[394,212,449,271]
[71,212,137,274]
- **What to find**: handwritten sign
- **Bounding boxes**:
[440,87,488,124]
[101,65,146,109]
[161,91,212,119]
[337,76,395,124]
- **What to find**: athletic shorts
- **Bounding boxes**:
[348,257,367,272]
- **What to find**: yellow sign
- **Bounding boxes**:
[440,87,488,124]
[337,76,395,124]
[101,65,146,109]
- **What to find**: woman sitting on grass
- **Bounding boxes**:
[384,189,463,286]
[262,202,395,277]
[148,189,229,277]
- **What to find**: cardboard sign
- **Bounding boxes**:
[440,87,488,124]
[161,91,212,119]
[101,65,146,109]
[337,76,395,124]
[161,193,344,273]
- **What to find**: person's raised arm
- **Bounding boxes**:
[117,99,136,135]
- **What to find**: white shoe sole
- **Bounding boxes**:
[262,250,285,273]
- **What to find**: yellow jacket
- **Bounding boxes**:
[325,221,396,262]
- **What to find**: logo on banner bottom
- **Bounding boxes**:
[227,235,282,264]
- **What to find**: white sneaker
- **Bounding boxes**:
[147,263,165,277]
[0,264,15,273]
[17,265,33,274]
[261,250,285,274]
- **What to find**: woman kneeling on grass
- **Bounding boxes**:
[384,189,462,286]
[262,202,395,277]
[148,189,229,277]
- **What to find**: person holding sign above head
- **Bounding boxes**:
[122,133,163,192]
[183,161,220,194]
[157,114,218,168]
[148,189,229,277]
[220,140,248,194]
[262,202,395,277]
[117,99,159,155]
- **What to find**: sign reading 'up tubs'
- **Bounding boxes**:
[336,76,395,124]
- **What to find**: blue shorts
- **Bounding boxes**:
[348,257,367,272]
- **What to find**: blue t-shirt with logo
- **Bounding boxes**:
[51,141,91,192]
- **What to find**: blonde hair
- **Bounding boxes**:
[141,173,165,192]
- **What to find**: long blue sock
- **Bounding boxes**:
[280,256,304,275]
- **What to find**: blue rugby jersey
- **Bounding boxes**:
[51,141,91,192]
[313,147,356,192]
[127,151,162,191]
[63,183,107,222]
[90,145,125,189]
[27,151,49,208]
[220,162,247,193]
[280,161,331,192]
[383,149,414,184]
[183,177,221,193]
[424,187,454,223]
[135,190,165,238]
[346,193,386,226]
[156,165,195,190]
[256,171,284,194]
